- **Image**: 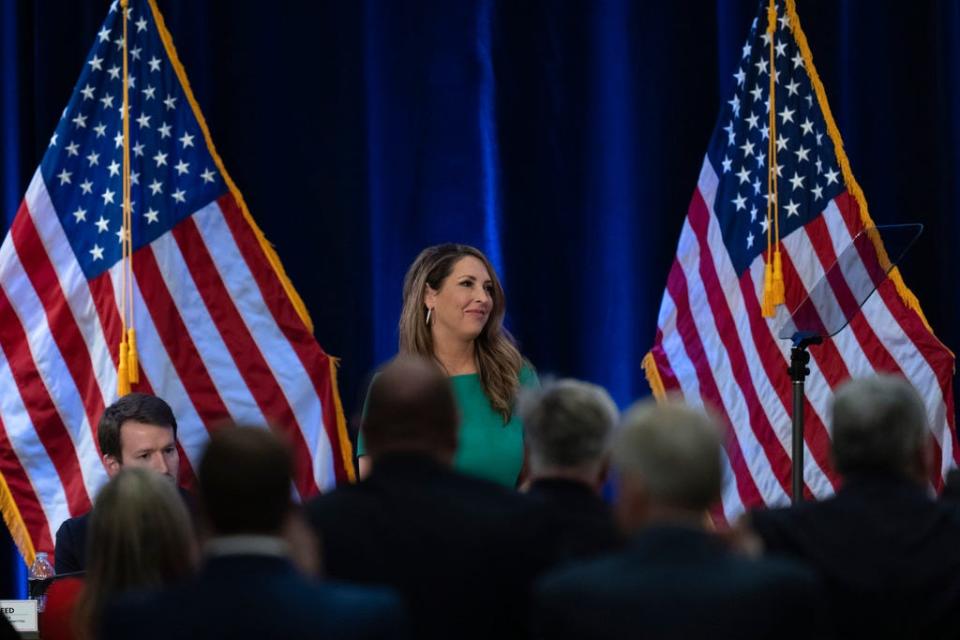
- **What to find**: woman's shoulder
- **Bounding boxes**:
[518,359,540,388]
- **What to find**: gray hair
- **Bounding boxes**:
[519,378,618,470]
[614,398,723,511]
[831,375,928,478]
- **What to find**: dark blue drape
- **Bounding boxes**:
[2,0,959,593]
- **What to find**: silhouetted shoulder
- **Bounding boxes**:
[54,512,89,574]
[535,528,825,640]
[101,556,407,640]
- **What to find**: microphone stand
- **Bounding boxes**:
[787,332,822,504]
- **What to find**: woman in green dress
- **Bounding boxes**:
[358,243,537,487]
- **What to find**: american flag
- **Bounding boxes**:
[0,0,353,563]
[643,0,957,523]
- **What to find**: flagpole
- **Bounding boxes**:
[118,0,139,395]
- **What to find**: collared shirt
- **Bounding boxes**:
[204,535,289,559]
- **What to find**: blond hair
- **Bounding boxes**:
[74,468,196,639]
[399,244,522,420]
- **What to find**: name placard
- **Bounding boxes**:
[1,599,38,637]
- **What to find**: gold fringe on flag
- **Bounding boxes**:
[0,473,35,566]
[146,0,356,479]
[784,0,945,348]
[642,352,667,401]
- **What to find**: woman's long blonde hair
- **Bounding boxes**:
[74,468,197,639]
[399,243,523,421]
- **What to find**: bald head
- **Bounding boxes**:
[200,426,293,536]
[362,355,459,461]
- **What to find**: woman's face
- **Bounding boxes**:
[425,255,495,343]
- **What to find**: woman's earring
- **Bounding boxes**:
[425,308,432,326]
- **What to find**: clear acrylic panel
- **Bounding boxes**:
[777,224,923,342]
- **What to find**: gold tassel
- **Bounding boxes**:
[771,248,785,306]
[117,339,130,396]
[761,0,780,320]
[127,327,139,384]
[761,259,776,318]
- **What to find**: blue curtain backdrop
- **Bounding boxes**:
[2,0,959,592]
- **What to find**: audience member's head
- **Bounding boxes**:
[98,393,179,482]
[613,398,722,532]
[831,374,930,483]
[199,426,294,537]
[519,378,618,489]
[76,467,196,638]
[362,355,459,463]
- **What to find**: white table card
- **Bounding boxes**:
[1,599,38,638]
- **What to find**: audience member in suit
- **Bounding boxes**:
[306,355,554,640]
[749,375,960,638]
[535,399,825,640]
[55,393,193,574]
[102,426,405,640]
[519,378,622,565]
[44,467,198,640]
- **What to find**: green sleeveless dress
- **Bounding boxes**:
[357,363,539,487]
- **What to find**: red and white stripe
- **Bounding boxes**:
[649,157,957,519]
[0,170,346,552]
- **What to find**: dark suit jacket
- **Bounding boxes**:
[54,486,195,574]
[54,511,88,574]
[751,473,960,638]
[525,477,621,566]
[535,525,825,640]
[100,553,405,640]
[306,453,554,640]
